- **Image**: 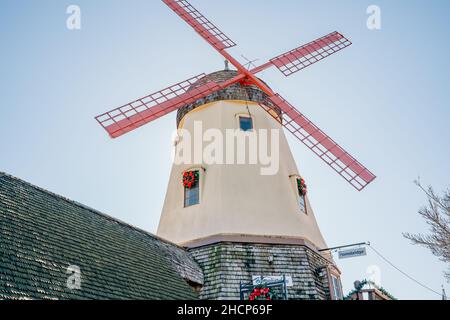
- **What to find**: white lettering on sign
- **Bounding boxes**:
[338,247,367,259]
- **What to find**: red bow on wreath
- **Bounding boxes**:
[183,171,199,189]
[297,178,307,196]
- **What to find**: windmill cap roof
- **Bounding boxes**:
[177,70,277,126]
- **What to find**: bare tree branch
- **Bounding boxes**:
[404,179,450,282]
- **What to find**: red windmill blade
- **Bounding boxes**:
[95,74,220,138]
[263,95,376,191]
[95,71,250,139]
[95,0,376,191]
[163,0,271,94]
[270,31,352,77]
[162,0,236,51]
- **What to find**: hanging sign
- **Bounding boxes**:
[338,247,367,259]
[252,275,293,287]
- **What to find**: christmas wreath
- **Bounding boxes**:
[297,178,307,196]
[183,170,199,189]
[248,286,277,301]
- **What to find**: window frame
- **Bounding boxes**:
[331,275,342,300]
[183,168,203,208]
[299,193,307,214]
[290,175,308,214]
[184,179,200,207]
[327,266,343,300]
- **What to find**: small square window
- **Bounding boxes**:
[239,116,253,131]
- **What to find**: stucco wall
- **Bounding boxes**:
[158,100,328,249]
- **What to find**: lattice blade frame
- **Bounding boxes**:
[163,0,236,51]
[263,94,375,191]
[270,32,352,77]
[95,74,220,138]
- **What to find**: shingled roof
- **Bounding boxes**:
[0,172,203,300]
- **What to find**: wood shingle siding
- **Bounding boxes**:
[0,172,202,300]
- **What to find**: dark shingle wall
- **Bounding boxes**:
[190,242,332,300]
[0,172,200,300]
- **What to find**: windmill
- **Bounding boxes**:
[95,0,375,192]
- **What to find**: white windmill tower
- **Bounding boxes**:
[95,0,375,300]
[157,69,329,250]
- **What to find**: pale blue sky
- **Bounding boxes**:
[1,0,449,299]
